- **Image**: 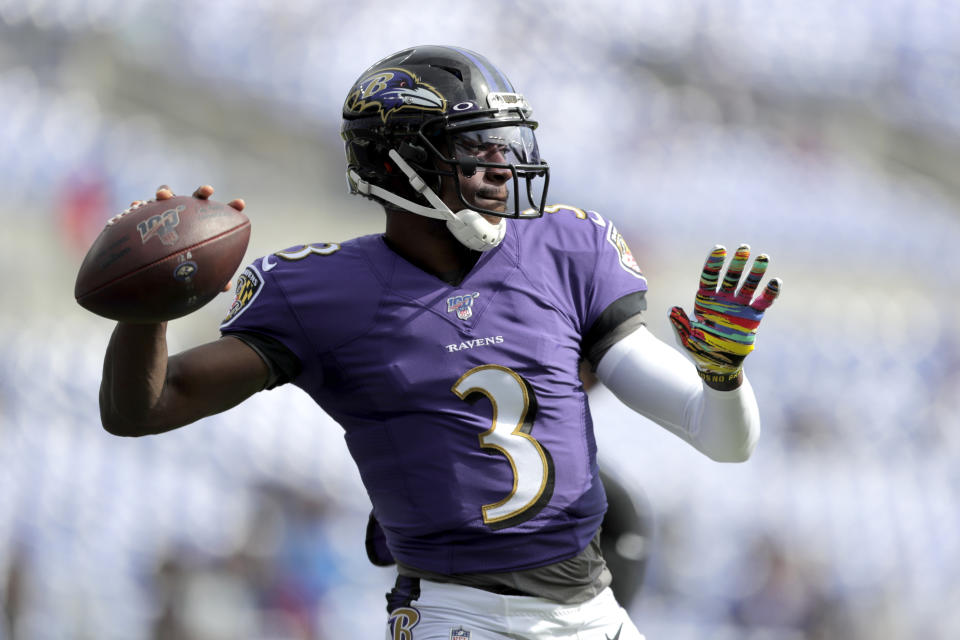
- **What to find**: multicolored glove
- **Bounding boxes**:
[669,244,781,390]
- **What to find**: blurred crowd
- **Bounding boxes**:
[2,1,960,638]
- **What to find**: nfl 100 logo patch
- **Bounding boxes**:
[137,204,185,247]
[447,292,480,321]
[450,627,470,640]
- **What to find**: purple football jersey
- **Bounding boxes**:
[220,205,647,574]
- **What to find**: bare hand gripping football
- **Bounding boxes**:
[669,244,781,389]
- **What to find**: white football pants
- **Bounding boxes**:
[385,580,645,640]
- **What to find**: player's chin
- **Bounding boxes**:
[479,212,504,225]
[475,195,508,215]
[478,205,507,225]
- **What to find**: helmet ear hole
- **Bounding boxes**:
[350,139,375,167]
[398,142,428,164]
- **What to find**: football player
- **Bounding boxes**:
[98,46,780,639]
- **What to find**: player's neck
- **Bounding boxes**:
[383,210,480,285]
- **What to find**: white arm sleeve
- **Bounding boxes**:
[595,326,761,462]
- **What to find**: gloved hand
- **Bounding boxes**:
[669,244,781,390]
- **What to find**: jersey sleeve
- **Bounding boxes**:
[583,213,649,325]
[579,213,649,364]
[218,259,308,384]
[520,205,649,360]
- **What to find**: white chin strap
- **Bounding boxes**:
[348,149,506,252]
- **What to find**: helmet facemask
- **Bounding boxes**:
[415,102,550,219]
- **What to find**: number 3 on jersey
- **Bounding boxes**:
[452,365,555,530]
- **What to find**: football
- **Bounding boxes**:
[74,196,251,323]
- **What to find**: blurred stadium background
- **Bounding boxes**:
[2,0,959,638]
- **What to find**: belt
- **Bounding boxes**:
[471,583,531,597]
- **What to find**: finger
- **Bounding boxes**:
[751,277,781,311]
[228,198,245,212]
[720,244,750,294]
[156,185,174,200]
[738,253,769,302]
[193,185,214,199]
[699,245,726,292]
[222,280,233,293]
[668,306,692,345]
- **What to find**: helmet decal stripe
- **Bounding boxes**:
[451,47,513,93]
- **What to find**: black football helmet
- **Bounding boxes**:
[341,45,550,251]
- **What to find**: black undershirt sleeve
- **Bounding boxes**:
[224,332,303,390]
[582,291,648,370]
